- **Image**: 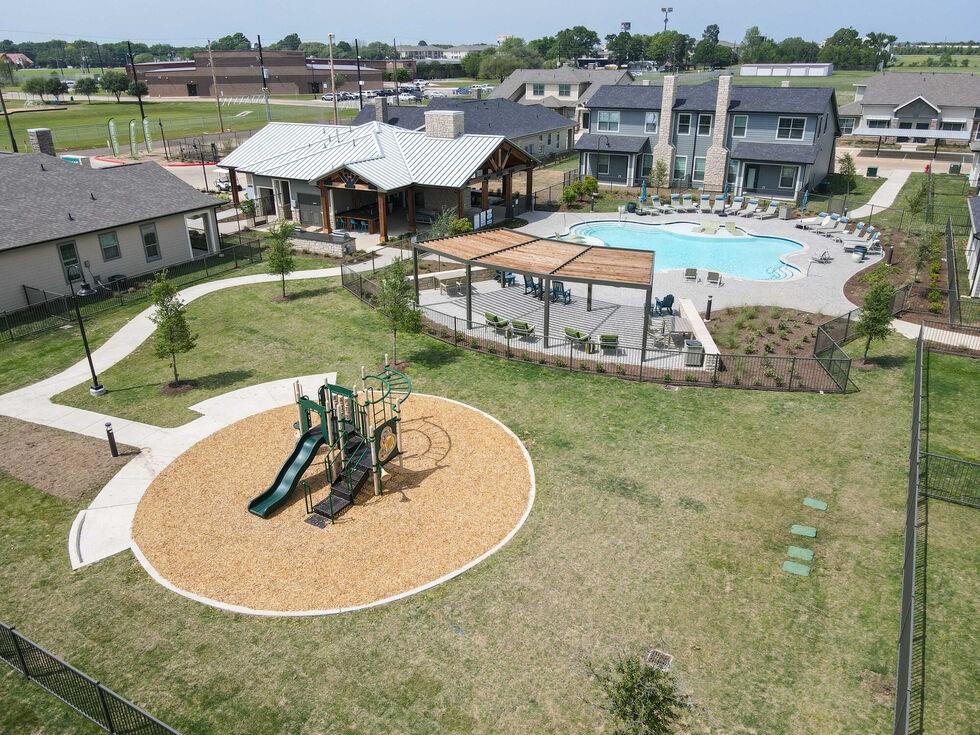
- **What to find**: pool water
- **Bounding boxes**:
[566,221,803,281]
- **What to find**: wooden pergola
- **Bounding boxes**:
[413,229,656,352]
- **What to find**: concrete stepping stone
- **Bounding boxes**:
[791,524,817,538]
[788,546,814,562]
[782,560,811,576]
[803,497,828,511]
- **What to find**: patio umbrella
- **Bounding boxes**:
[639,178,648,203]
[801,190,809,210]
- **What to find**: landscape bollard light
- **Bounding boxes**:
[705,295,713,321]
[105,422,119,457]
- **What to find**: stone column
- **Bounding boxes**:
[702,75,732,193]
[651,75,677,176]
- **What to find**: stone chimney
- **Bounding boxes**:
[424,110,464,139]
[651,75,677,176]
[27,128,56,156]
[702,75,732,192]
[374,97,389,123]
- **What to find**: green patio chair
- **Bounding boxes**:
[485,312,509,332]
[511,320,536,340]
[565,327,596,353]
[598,334,619,354]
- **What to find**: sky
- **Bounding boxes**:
[1,0,975,47]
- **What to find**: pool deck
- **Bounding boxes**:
[517,210,878,316]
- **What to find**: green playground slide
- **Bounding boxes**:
[248,426,325,518]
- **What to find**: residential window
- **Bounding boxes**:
[698,114,712,136]
[726,160,739,185]
[532,83,544,96]
[547,133,552,145]
[140,223,161,262]
[779,165,797,189]
[596,153,610,176]
[672,155,686,180]
[867,119,890,129]
[692,157,706,182]
[676,113,692,135]
[640,153,653,178]
[99,231,121,261]
[597,110,620,132]
[558,83,571,97]
[777,116,806,140]
[644,112,659,134]
[939,121,965,131]
[732,114,747,138]
[840,118,855,135]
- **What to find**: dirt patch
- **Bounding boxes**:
[0,416,138,501]
[160,381,196,396]
[706,306,825,357]
[132,394,533,612]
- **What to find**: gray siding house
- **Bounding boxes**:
[575,75,840,199]
[0,154,221,312]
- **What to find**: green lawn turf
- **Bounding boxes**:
[892,54,980,72]
[923,350,980,461]
[0,99,357,153]
[864,173,973,235]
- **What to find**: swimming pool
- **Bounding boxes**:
[566,221,804,281]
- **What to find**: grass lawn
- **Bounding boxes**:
[866,173,973,235]
[892,54,980,72]
[0,100,356,153]
[923,350,980,461]
[809,173,886,214]
[10,67,128,87]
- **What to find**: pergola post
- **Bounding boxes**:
[543,278,551,348]
[319,183,332,233]
[504,173,514,219]
[587,283,593,312]
[457,188,465,220]
[412,245,420,304]
[228,169,240,208]
[481,178,489,211]
[377,191,388,242]
[525,167,533,210]
[641,287,652,359]
[407,186,417,233]
[465,263,473,329]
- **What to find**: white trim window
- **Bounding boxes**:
[672,155,687,180]
[676,113,692,135]
[644,111,659,134]
[98,231,121,261]
[732,114,748,138]
[778,165,797,189]
[697,114,712,136]
[726,159,739,185]
[777,116,806,140]
[597,110,620,132]
[558,83,571,98]
[867,119,890,129]
[692,157,706,182]
[939,121,966,131]
[596,153,610,176]
[840,117,856,135]
[140,223,161,262]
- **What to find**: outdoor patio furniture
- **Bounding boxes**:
[818,216,847,237]
[438,276,469,297]
[653,195,673,213]
[565,327,596,352]
[654,294,675,315]
[684,268,698,282]
[699,195,712,213]
[798,211,828,228]
[711,198,726,214]
[757,202,779,219]
[599,334,620,354]
[737,199,760,217]
[866,241,883,256]
[670,193,684,211]
[802,213,834,230]
[836,226,873,244]
[724,196,745,215]
[637,204,660,216]
[485,312,509,332]
[810,251,832,264]
[681,194,698,212]
[707,271,724,287]
[550,281,572,305]
[523,274,542,297]
[495,270,516,287]
[811,213,840,233]
[511,320,536,340]
[845,234,880,253]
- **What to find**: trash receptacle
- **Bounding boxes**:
[866,166,879,177]
[778,205,790,220]
[684,339,705,367]
[950,163,961,174]
[626,202,637,213]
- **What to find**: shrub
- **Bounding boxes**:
[685,373,697,382]
[663,372,672,383]
[589,654,687,735]
[561,186,578,206]
[448,217,473,236]
[764,322,776,335]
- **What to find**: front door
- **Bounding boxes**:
[744,164,759,191]
[58,242,81,287]
[187,83,198,97]
[277,180,293,220]
[897,121,912,143]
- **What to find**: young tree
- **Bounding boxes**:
[74,76,99,102]
[837,152,857,211]
[266,219,296,299]
[376,258,421,365]
[22,76,47,99]
[904,178,929,234]
[127,79,148,98]
[44,75,67,101]
[100,69,130,102]
[461,51,483,78]
[651,159,669,196]
[150,271,197,387]
[448,217,473,235]
[395,67,412,83]
[589,654,688,735]
[855,279,897,361]
[239,197,256,226]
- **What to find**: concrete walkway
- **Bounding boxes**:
[0,249,401,568]
[848,169,912,219]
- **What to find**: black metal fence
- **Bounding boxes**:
[0,237,263,345]
[340,263,852,394]
[0,622,179,734]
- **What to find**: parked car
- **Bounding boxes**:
[320,93,334,101]
[398,92,419,102]
[424,90,447,98]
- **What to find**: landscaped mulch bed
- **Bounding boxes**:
[0,416,138,501]
[705,306,826,357]
[132,394,533,612]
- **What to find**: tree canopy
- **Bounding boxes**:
[212,32,252,51]
[273,33,302,51]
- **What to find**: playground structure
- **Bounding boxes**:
[247,360,412,525]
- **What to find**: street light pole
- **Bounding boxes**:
[70,278,106,396]
[194,144,209,191]
[327,33,340,125]
[0,82,18,153]
[126,41,146,122]
[354,39,364,111]
[661,6,673,32]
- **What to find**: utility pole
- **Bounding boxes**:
[206,41,225,132]
[0,82,18,152]
[256,35,272,122]
[354,39,364,110]
[661,6,673,32]
[95,43,106,74]
[327,33,339,125]
[126,41,146,121]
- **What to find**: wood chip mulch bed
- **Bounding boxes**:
[132,394,532,613]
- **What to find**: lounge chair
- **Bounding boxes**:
[511,320,536,340]
[495,270,516,287]
[699,195,712,213]
[844,234,880,253]
[711,197,726,214]
[802,213,833,231]
[684,268,698,282]
[866,240,883,256]
[523,274,542,297]
[798,211,828,228]
[808,213,839,232]
[669,193,684,211]
[651,194,671,213]
[810,250,833,264]
[707,271,724,287]
[599,334,620,355]
[654,293,675,315]
[834,223,866,242]
[695,222,719,235]
[565,327,595,352]
[637,202,660,216]
[836,225,874,244]
[485,312,509,332]
[757,201,780,219]
[817,215,846,237]
[681,194,698,212]
[550,281,572,305]
[725,196,745,215]
[737,198,759,217]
